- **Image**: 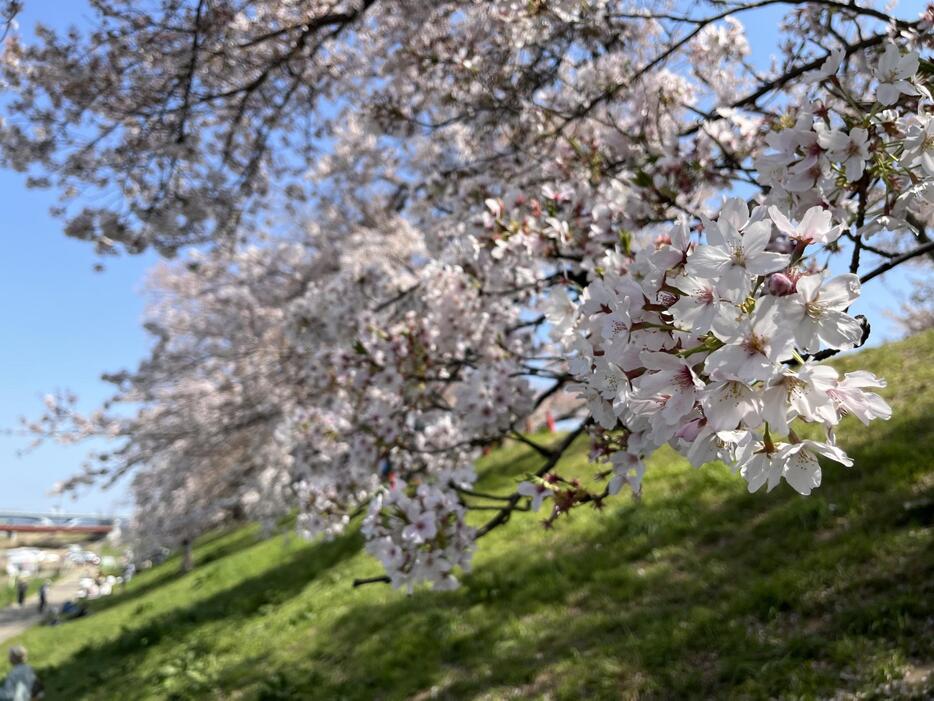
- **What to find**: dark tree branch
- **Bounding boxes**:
[859,240,934,284]
[476,424,587,539]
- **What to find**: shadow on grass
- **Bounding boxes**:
[31,405,934,699]
[37,530,363,699]
[230,414,933,700]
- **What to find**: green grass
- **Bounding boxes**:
[3,331,933,700]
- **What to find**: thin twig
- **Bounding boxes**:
[450,484,514,502]
[476,424,587,539]
[508,431,555,458]
[859,241,934,284]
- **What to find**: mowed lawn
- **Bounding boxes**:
[3,331,932,700]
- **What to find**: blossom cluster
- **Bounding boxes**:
[544,41,930,503]
[756,44,933,237]
[362,468,476,591]
[563,201,892,497]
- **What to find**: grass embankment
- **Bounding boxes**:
[3,331,932,700]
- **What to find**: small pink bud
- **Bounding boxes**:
[768,272,795,296]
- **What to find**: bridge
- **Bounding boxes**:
[0,511,117,536]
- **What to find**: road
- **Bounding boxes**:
[0,569,88,645]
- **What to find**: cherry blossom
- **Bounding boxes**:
[668,275,740,338]
[705,308,795,383]
[828,372,893,425]
[767,206,841,248]
[517,480,553,512]
[875,43,920,106]
[745,439,853,496]
[817,127,871,181]
[903,117,934,176]
[804,47,844,83]
[688,199,790,293]
[764,274,864,353]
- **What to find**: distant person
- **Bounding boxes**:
[0,646,41,701]
[37,582,49,615]
[15,580,27,608]
[122,562,135,586]
[59,600,86,621]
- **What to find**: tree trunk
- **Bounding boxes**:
[181,539,193,573]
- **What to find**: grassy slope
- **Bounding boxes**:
[3,331,932,700]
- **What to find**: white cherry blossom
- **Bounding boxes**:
[767,205,841,247]
[759,365,838,434]
[633,351,705,423]
[828,371,893,425]
[903,116,934,176]
[874,43,919,106]
[688,200,790,294]
[817,127,871,181]
[704,307,795,382]
[804,47,844,83]
[668,275,740,337]
[517,480,553,512]
[764,274,863,353]
[699,379,763,431]
[739,439,851,495]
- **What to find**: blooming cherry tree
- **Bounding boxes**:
[4,1,932,588]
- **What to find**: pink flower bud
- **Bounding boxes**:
[768,272,795,296]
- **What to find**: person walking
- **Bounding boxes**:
[14,580,26,609]
[0,646,41,700]
[37,582,49,615]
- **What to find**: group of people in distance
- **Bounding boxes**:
[11,581,49,614]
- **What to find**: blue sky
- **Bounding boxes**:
[0,1,154,515]
[0,0,927,514]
